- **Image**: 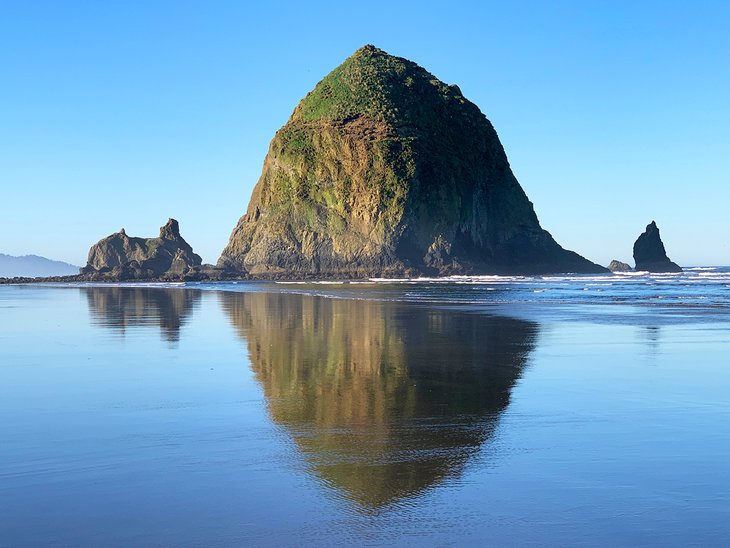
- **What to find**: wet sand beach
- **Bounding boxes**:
[1,277,729,546]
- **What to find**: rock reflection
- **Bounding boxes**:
[220,292,538,509]
[83,287,200,342]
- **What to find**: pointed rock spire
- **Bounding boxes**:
[160,218,180,240]
[633,221,682,272]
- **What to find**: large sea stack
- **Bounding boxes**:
[219,45,606,277]
[81,219,203,280]
[633,221,682,273]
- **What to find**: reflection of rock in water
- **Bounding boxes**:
[640,325,662,357]
[220,292,538,509]
[83,287,200,342]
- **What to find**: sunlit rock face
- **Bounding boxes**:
[83,286,201,342]
[82,219,203,281]
[218,45,606,277]
[221,291,538,509]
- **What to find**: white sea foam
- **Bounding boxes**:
[697,272,729,278]
[275,280,377,285]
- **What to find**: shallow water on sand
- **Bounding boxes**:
[1,279,729,546]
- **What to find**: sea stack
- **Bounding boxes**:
[81,218,203,280]
[608,260,631,273]
[633,221,682,273]
[218,45,606,278]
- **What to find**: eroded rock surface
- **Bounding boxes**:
[81,219,205,280]
[219,45,606,278]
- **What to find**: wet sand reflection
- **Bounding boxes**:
[221,292,538,509]
[83,286,200,342]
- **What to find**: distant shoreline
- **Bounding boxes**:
[2,267,723,286]
[0,274,247,285]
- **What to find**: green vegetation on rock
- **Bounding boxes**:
[219,45,606,277]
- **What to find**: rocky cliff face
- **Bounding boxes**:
[81,219,204,280]
[633,221,682,272]
[219,45,606,277]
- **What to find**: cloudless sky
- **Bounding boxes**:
[1,0,728,266]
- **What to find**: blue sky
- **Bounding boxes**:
[1,0,728,266]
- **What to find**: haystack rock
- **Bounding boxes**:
[633,221,682,273]
[218,45,606,278]
[81,219,203,280]
[608,260,631,272]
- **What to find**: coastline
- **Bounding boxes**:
[1,265,723,286]
[7,267,727,326]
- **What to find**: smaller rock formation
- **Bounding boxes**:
[608,260,632,273]
[81,219,204,280]
[633,221,682,273]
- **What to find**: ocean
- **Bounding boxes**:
[1,269,729,546]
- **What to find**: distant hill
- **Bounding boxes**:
[0,253,80,278]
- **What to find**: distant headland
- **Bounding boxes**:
[0,253,79,278]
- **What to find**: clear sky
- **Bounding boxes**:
[1,0,728,267]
